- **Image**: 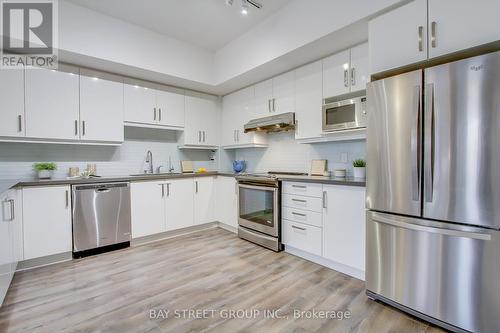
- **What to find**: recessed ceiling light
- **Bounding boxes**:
[241,0,248,15]
[225,0,233,6]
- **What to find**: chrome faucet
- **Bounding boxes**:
[145,150,153,174]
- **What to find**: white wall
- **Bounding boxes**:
[214,0,399,85]
[233,132,365,177]
[0,128,217,180]
[59,1,214,85]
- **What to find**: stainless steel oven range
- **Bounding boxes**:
[236,173,283,252]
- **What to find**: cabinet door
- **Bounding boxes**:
[350,43,370,93]
[0,68,25,137]
[9,189,23,264]
[254,79,273,117]
[233,86,257,145]
[80,75,124,143]
[295,61,323,139]
[124,84,157,124]
[130,182,166,238]
[215,176,238,228]
[25,67,80,140]
[165,179,194,230]
[185,95,218,146]
[322,185,366,271]
[323,49,350,98]
[194,177,216,225]
[0,192,14,305]
[273,71,295,114]
[23,186,72,260]
[156,90,185,128]
[428,0,500,59]
[369,0,427,74]
[221,93,238,147]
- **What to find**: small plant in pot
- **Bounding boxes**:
[34,162,57,179]
[352,159,366,179]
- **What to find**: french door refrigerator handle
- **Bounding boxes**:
[424,83,435,203]
[411,85,421,201]
[371,213,491,241]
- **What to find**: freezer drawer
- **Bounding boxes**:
[366,211,500,333]
[72,183,131,253]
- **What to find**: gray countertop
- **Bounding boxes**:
[1,171,365,195]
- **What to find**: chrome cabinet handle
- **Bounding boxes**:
[424,83,435,203]
[236,130,239,142]
[322,191,327,209]
[74,120,78,136]
[350,67,356,86]
[272,98,276,112]
[292,212,306,217]
[154,108,157,121]
[195,181,199,193]
[203,131,206,143]
[268,99,272,113]
[292,185,306,189]
[418,26,424,52]
[431,21,437,48]
[292,198,306,203]
[292,225,306,231]
[411,85,421,201]
[18,115,22,132]
[198,131,201,142]
[160,183,165,197]
[65,190,69,207]
[166,183,170,197]
[82,121,86,136]
[159,108,162,121]
[8,199,15,221]
[344,69,349,87]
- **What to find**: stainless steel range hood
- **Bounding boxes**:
[244,112,295,133]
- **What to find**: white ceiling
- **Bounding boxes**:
[65,0,291,51]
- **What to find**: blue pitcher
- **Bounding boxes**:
[232,160,246,173]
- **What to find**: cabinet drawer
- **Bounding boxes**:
[283,207,322,227]
[283,182,323,198]
[283,194,323,213]
[283,220,322,256]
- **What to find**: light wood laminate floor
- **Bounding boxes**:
[0,227,444,333]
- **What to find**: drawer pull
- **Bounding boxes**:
[292,225,306,231]
[292,199,306,203]
[292,212,306,217]
[292,185,306,189]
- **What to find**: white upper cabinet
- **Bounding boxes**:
[350,43,370,93]
[272,71,295,114]
[295,60,323,140]
[194,177,216,225]
[165,179,194,230]
[369,0,427,74]
[23,186,72,260]
[254,79,273,118]
[156,89,185,128]
[0,69,25,137]
[323,49,351,98]
[25,67,80,141]
[123,84,157,125]
[79,74,124,143]
[130,181,166,238]
[183,94,218,147]
[427,0,500,59]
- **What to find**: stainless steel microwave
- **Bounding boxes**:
[322,96,367,132]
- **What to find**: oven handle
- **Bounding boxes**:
[238,183,278,192]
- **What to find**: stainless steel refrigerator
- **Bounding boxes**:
[366,51,500,333]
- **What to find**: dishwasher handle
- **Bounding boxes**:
[73,182,130,191]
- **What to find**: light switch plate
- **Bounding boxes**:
[340,152,348,163]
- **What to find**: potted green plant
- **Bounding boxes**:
[352,159,366,179]
[34,162,57,179]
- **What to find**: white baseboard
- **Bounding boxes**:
[285,246,365,281]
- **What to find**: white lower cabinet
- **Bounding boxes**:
[22,186,72,260]
[194,177,216,225]
[215,176,238,228]
[283,220,322,256]
[322,185,366,272]
[130,181,166,238]
[165,179,194,231]
[282,181,366,279]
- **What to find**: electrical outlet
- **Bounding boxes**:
[340,152,348,163]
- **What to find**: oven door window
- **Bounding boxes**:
[325,104,355,125]
[239,186,275,229]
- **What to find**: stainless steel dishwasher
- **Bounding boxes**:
[72,182,131,258]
